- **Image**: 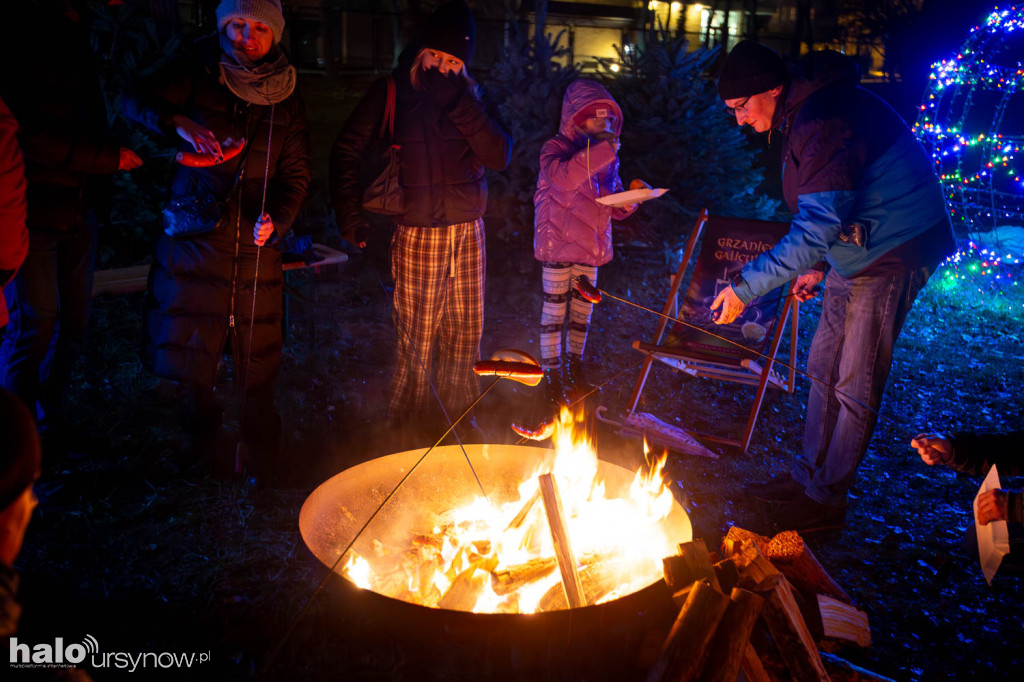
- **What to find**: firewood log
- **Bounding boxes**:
[714,558,740,594]
[662,538,722,593]
[767,531,854,605]
[702,587,765,682]
[741,643,775,682]
[437,565,488,611]
[816,595,871,648]
[721,526,771,558]
[489,557,558,595]
[645,580,731,682]
[506,489,541,530]
[759,577,831,681]
[536,558,619,611]
[739,555,782,591]
[538,473,586,608]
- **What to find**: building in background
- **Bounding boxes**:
[167,1,901,80]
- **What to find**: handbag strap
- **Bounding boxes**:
[378,76,396,140]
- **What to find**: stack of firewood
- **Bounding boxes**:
[643,527,891,682]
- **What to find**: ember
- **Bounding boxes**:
[300,408,692,615]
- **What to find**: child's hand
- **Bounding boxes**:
[630,179,651,191]
[592,131,620,152]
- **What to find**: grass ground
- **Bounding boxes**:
[10,75,1024,680]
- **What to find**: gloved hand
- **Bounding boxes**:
[591,130,620,152]
[341,213,371,250]
[422,68,468,111]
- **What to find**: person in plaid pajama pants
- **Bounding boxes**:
[388,219,485,427]
[330,1,510,443]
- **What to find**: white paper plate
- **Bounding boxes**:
[596,187,669,207]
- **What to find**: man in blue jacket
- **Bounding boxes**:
[712,40,955,533]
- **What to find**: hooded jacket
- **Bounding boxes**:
[121,34,311,389]
[533,80,636,266]
[330,48,511,235]
[732,51,954,304]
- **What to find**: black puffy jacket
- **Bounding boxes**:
[122,35,311,389]
[330,53,510,239]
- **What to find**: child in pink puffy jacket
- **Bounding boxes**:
[533,79,648,408]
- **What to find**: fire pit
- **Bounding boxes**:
[299,423,693,679]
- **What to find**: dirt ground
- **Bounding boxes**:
[10,74,1024,681]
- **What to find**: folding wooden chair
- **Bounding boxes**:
[605,209,800,455]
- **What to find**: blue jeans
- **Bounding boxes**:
[794,266,930,506]
[1,214,97,431]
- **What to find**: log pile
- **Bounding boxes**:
[644,527,888,682]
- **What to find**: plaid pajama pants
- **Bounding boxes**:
[388,219,485,422]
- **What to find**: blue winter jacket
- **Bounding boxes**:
[732,52,953,304]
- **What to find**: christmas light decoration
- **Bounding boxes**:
[913,5,1024,237]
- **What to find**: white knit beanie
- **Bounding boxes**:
[216,0,286,44]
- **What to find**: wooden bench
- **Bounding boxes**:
[91,243,348,352]
[91,243,349,296]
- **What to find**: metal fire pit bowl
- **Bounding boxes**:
[299,443,692,680]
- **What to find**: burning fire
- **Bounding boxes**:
[341,407,689,613]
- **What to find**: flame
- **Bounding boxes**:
[341,406,688,613]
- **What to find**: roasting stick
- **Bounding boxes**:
[574,275,922,443]
[368,263,490,494]
[262,376,504,674]
[237,98,275,475]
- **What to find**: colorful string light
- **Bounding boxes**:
[913,6,1024,235]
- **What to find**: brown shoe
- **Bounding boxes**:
[744,473,805,502]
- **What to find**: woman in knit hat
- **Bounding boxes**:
[121,0,311,481]
[331,0,511,447]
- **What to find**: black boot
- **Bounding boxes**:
[543,366,565,412]
[565,354,591,400]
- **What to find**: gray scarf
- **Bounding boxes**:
[218,36,296,105]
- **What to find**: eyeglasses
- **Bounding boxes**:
[725,96,752,116]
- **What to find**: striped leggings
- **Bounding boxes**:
[539,262,598,369]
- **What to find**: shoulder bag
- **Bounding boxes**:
[361,76,404,216]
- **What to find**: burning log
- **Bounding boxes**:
[505,489,541,531]
[767,531,854,605]
[536,555,618,611]
[538,473,586,608]
[489,557,558,595]
[759,577,831,681]
[437,564,489,611]
[815,595,871,648]
[645,579,731,682]
[702,587,764,682]
[663,538,721,593]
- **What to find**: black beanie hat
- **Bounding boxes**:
[421,0,476,64]
[0,389,41,511]
[717,40,789,100]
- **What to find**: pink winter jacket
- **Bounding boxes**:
[533,80,636,266]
